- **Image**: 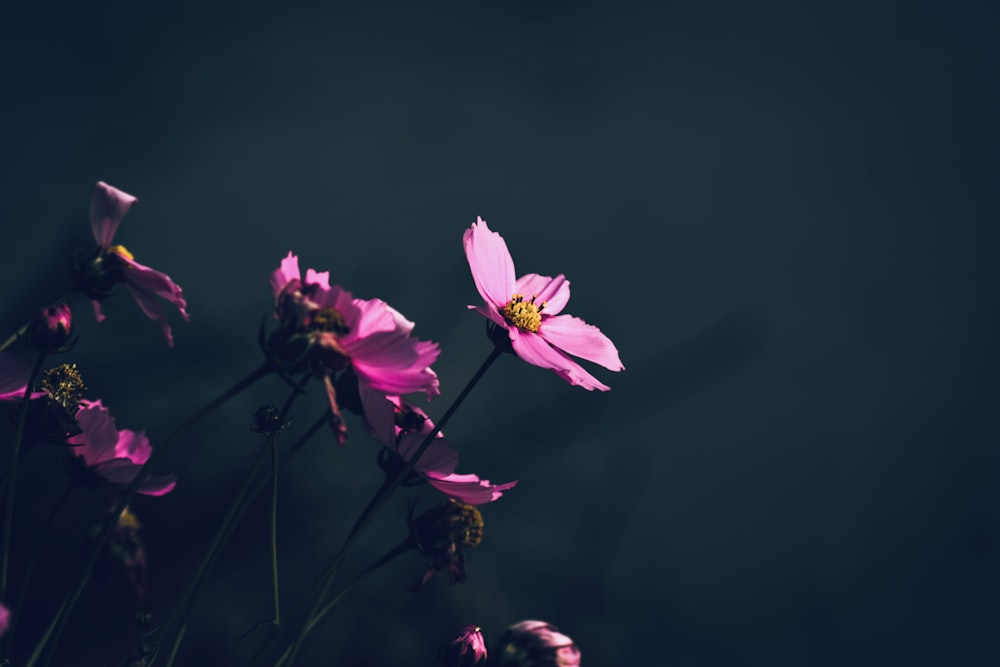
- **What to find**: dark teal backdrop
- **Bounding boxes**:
[1,1,997,665]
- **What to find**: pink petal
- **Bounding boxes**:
[91,459,176,496]
[114,428,153,465]
[349,331,441,398]
[123,283,177,347]
[89,182,137,250]
[69,401,121,465]
[341,296,399,342]
[0,603,10,638]
[513,273,571,315]
[91,299,106,323]
[270,252,301,296]
[468,303,507,328]
[397,431,460,476]
[509,329,611,391]
[119,254,189,319]
[304,268,331,291]
[540,314,624,371]
[424,472,518,505]
[463,217,516,309]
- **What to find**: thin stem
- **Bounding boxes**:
[26,362,274,667]
[280,347,502,666]
[0,352,46,604]
[164,624,186,667]
[3,479,77,657]
[160,374,305,666]
[270,437,281,626]
[270,538,413,667]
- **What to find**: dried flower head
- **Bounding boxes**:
[409,500,484,585]
[439,624,488,666]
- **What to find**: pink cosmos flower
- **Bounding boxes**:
[495,620,581,667]
[439,624,488,666]
[270,252,440,397]
[360,384,517,505]
[464,217,624,391]
[67,400,176,496]
[80,181,190,347]
[0,603,9,639]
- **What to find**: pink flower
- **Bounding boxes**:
[495,620,581,667]
[269,252,440,444]
[464,217,624,391]
[27,303,73,352]
[67,400,176,496]
[360,384,517,505]
[0,603,9,638]
[77,182,190,347]
[439,624,488,666]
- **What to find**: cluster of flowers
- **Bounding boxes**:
[0,181,622,663]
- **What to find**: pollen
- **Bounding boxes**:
[501,294,546,333]
[446,502,484,549]
[311,307,350,335]
[41,363,86,411]
[108,244,134,262]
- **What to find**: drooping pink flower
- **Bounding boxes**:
[439,624,488,666]
[464,217,624,391]
[67,400,176,496]
[0,602,10,639]
[495,620,581,667]
[360,384,517,505]
[76,182,190,347]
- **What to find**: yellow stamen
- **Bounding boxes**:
[312,307,349,335]
[501,293,546,333]
[108,244,134,261]
[40,363,86,411]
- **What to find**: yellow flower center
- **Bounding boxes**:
[501,294,546,333]
[41,363,86,411]
[108,244,134,262]
[446,502,484,549]
[312,307,349,335]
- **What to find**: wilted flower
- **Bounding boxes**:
[74,181,189,347]
[464,217,623,391]
[0,602,10,638]
[97,506,149,600]
[439,624,488,666]
[409,499,484,585]
[67,400,176,496]
[268,252,440,444]
[495,620,581,667]
[27,303,73,352]
[361,384,516,505]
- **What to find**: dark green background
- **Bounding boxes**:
[1,1,998,665]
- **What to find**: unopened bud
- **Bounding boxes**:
[439,625,487,666]
[28,304,73,352]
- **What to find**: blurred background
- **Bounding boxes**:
[1,1,998,665]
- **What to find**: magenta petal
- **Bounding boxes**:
[349,331,441,398]
[463,217,516,309]
[69,401,121,466]
[91,299,106,323]
[514,273,571,315]
[123,284,176,347]
[397,432,460,476]
[304,268,331,290]
[114,428,153,465]
[540,314,624,371]
[270,252,301,296]
[509,329,611,391]
[89,182,137,249]
[468,303,507,328]
[424,472,518,505]
[0,603,10,638]
[119,255,190,320]
[358,382,396,448]
[91,459,176,496]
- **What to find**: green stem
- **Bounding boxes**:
[271,538,414,667]
[161,374,305,666]
[3,478,77,657]
[279,347,502,666]
[26,362,273,667]
[270,437,281,626]
[0,352,46,605]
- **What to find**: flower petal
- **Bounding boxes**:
[463,217,516,309]
[118,254,189,320]
[423,472,518,505]
[509,329,611,391]
[89,182,137,250]
[123,283,178,347]
[91,299,106,323]
[0,353,47,402]
[540,314,624,371]
[304,268,330,291]
[270,252,301,296]
[114,428,153,465]
[358,381,396,448]
[69,400,121,466]
[514,273,571,315]
[91,459,176,496]
[397,431,460,476]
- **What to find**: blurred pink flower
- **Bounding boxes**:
[270,252,440,397]
[464,217,623,391]
[80,182,190,347]
[440,624,488,666]
[496,620,581,667]
[360,384,516,505]
[0,602,9,638]
[67,400,176,496]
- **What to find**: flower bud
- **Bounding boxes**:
[409,500,484,585]
[439,625,487,666]
[28,303,73,352]
[494,620,581,667]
